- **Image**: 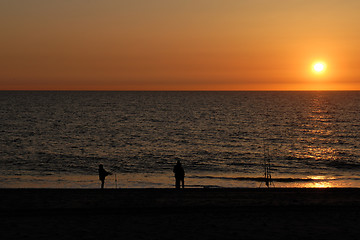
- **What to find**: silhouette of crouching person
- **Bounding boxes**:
[173,160,185,189]
[99,164,111,189]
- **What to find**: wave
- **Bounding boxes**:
[326,160,360,170]
[189,175,337,183]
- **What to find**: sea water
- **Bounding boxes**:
[1,91,360,188]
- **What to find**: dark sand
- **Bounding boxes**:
[1,188,360,240]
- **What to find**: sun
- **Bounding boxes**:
[313,62,326,73]
[314,63,324,72]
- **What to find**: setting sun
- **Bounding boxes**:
[313,62,327,73]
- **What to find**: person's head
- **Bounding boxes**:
[99,164,103,169]
[177,160,181,165]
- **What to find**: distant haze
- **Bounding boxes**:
[1,0,360,90]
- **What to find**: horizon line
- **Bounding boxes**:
[1,89,360,92]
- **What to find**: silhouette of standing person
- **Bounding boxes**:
[173,160,185,189]
[98,164,111,189]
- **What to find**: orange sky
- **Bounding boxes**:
[1,0,360,90]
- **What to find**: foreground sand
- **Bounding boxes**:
[1,188,360,239]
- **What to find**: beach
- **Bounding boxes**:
[1,188,360,239]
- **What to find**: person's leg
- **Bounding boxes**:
[182,178,184,189]
[101,180,104,189]
[175,178,180,189]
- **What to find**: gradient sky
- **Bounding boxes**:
[1,0,360,90]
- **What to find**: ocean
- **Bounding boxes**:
[1,91,360,188]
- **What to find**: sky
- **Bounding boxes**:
[1,0,360,90]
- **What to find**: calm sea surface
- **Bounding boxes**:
[1,91,360,188]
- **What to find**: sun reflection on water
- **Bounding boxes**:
[292,181,336,188]
[303,176,333,188]
[308,182,333,188]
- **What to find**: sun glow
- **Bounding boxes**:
[313,62,327,73]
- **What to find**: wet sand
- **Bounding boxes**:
[1,188,360,239]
